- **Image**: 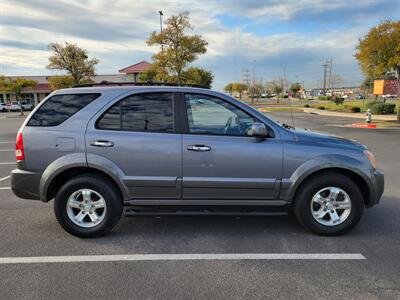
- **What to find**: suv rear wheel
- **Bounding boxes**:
[54,175,123,238]
[293,172,364,236]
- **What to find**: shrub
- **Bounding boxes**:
[304,104,310,108]
[350,107,361,113]
[318,95,330,101]
[331,96,344,105]
[382,103,396,114]
[369,103,396,115]
[283,94,289,98]
[366,101,379,109]
[318,106,325,110]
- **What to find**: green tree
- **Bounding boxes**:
[48,75,94,91]
[47,42,99,86]
[289,82,302,98]
[224,83,233,95]
[48,75,75,90]
[231,82,248,100]
[181,67,213,88]
[248,82,264,102]
[138,65,159,82]
[271,81,283,103]
[355,20,400,120]
[146,12,208,83]
[0,75,6,92]
[1,77,37,115]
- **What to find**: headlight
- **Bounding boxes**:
[364,150,377,168]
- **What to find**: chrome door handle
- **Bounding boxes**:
[187,145,211,152]
[90,140,114,147]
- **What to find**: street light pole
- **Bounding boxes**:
[159,11,163,52]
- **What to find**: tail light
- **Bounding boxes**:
[15,132,25,161]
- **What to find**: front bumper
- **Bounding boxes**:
[11,169,41,200]
[368,169,384,207]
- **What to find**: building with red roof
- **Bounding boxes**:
[1,60,152,105]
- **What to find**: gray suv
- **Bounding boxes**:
[11,84,384,237]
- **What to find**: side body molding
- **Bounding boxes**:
[281,154,373,203]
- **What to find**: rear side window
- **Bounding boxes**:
[97,93,174,132]
[27,93,100,127]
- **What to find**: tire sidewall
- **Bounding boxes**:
[54,176,122,238]
[294,174,364,236]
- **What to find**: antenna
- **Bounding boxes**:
[288,92,296,132]
[281,67,297,138]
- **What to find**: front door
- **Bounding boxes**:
[86,92,182,199]
[182,93,283,200]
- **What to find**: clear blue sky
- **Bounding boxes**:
[1,0,399,90]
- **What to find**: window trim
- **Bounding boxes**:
[26,93,101,127]
[95,92,176,134]
[181,93,275,138]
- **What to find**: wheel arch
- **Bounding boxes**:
[44,166,127,202]
[288,167,372,207]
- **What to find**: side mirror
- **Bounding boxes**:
[248,122,268,138]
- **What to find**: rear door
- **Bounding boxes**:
[181,93,283,200]
[86,92,182,199]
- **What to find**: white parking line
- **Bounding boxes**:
[0,175,10,182]
[0,187,11,190]
[0,149,13,152]
[0,141,14,144]
[0,162,15,165]
[0,253,366,264]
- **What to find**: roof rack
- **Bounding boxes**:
[73,81,210,89]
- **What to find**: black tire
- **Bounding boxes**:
[293,172,364,236]
[54,175,123,238]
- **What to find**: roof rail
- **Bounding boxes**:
[73,81,210,89]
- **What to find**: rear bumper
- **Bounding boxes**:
[11,169,41,200]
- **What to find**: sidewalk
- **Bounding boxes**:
[303,108,398,121]
[0,112,27,119]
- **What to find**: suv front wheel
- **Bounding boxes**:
[54,175,123,238]
[293,172,364,236]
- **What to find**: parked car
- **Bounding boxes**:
[0,103,7,112]
[11,84,384,238]
[21,101,34,111]
[7,101,34,111]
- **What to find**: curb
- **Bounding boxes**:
[351,123,377,128]
[303,108,397,121]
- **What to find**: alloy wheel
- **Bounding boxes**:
[66,189,107,228]
[310,187,352,226]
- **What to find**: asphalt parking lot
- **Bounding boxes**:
[0,111,399,299]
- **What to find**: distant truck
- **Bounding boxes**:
[373,79,399,97]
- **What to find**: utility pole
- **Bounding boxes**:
[252,60,256,104]
[158,11,164,82]
[159,11,164,51]
[321,61,329,95]
[283,67,287,93]
[328,58,332,89]
[242,69,250,86]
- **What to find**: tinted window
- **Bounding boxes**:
[27,93,100,127]
[97,102,121,130]
[185,94,255,136]
[97,93,173,132]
